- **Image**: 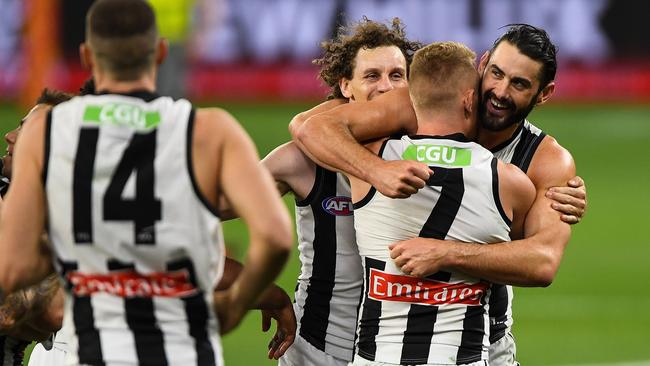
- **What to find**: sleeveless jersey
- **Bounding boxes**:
[489,120,546,344]
[293,166,363,361]
[354,134,512,365]
[44,91,225,365]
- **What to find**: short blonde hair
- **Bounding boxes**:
[408,41,477,110]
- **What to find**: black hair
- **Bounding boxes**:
[491,24,558,90]
[35,88,74,105]
[79,78,96,96]
[86,0,158,81]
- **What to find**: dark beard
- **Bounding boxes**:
[479,91,537,132]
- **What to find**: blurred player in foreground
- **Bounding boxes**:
[291,24,587,365]
[0,0,292,365]
[0,89,72,366]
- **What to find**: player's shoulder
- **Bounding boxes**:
[497,159,536,216]
[528,134,576,188]
[263,141,314,171]
[497,160,534,192]
[193,107,244,143]
[195,107,237,128]
[537,134,574,166]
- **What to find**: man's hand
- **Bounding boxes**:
[261,296,296,360]
[546,175,587,224]
[370,160,432,198]
[389,238,449,277]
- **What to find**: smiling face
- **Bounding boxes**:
[2,104,47,178]
[479,41,547,132]
[339,45,408,102]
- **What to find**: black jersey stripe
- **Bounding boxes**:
[10,339,29,366]
[299,168,338,351]
[60,260,106,366]
[168,258,216,366]
[510,126,545,173]
[356,257,385,361]
[519,132,546,173]
[400,304,438,364]
[457,304,487,363]
[491,158,512,227]
[107,260,168,366]
[0,335,5,364]
[42,110,52,184]
[488,284,509,344]
[418,167,465,282]
[186,109,220,218]
[295,164,323,207]
[73,128,99,244]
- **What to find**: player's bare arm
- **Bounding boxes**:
[291,88,431,198]
[219,142,317,219]
[220,97,344,220]
[391,136,575,286]
[193,108,292,334]
[0,106,53,294]
[287,98,347,138]
[261,142,317,201]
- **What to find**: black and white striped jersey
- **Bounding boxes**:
[293,166,363,361]
[45,91,226,365]
[353,134,512,365]
[489,120,546,344]
[0,335,29,366]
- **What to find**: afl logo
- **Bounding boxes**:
[322,196,353,216]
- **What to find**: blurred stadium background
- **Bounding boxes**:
[0,0,648,365]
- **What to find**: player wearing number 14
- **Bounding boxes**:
[0,1,292,365]
[347,42,535,365]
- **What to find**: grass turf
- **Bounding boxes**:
[0,102,648,365]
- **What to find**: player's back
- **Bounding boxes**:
[45,91,225,365]
[353,134,511,365]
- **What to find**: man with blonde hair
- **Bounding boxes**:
[346,42,535,365]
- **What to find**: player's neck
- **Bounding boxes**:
[415,110,476,139]
[476,122,521,150]
[93,72,157,95]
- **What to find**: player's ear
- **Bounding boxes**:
[535,81,555,106]
[477,51,490,75]
[80,43,93,70]
[339,78,353,100]
[462,88,475,119]
[155,38,169,66]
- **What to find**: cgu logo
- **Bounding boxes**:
[84,104,161,129]
[417,145,456,164]
[402,144,471,167]
[100,104,151,129]
[322,196,353,216]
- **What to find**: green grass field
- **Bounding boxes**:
[1,101,649,365]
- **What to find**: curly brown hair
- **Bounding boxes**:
[314,17,422,100]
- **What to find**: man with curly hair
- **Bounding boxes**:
[270,17,421,366]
